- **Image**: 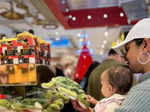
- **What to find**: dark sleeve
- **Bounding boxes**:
[87,73,93,95]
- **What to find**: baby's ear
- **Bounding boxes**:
[108,84,117,94]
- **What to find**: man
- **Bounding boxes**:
[87,49,125,100]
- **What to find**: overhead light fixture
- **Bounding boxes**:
[103,14,108,19]
[68,15,72,19]
[120,12,124,17]
[103,40,108,44]
[65,8,69,12]
[61,0,66,4]
[104,31,108,37]
[87,15,92,19]
[77,33,81,37]
[72,17,76,21]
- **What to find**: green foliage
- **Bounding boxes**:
[42,76,89,110]
[0,76,89,112]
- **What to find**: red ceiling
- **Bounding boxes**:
[44,0,139,29]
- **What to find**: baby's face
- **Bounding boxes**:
[101,70,114,98]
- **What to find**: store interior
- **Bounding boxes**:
[0,0,150,112]
[0,0,149,59]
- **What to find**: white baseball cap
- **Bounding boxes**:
[112,18,150,49]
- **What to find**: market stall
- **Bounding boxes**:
[0,32,88,112]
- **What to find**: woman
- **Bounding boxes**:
[113,18,150,112]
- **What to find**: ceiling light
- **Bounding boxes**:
[68,15,72,19]
[104,31,108,37]
[87,15,92,19]
[99,51,104,55]
[61,0,66,4]
[4,60,7,64]
[120,12,124,17]
[65,8,69,12]
[103,40,108,44]
[104,14,108,18]
[72,17,76,21]
[77,33,81,37]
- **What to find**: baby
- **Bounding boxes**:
[73,65,133,112]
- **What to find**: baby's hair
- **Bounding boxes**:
[106,65,133,95]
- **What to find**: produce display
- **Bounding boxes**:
[0,32,51,85]
[0,76,89,112]
[0,32,50,65]
[0,32,89,112]
[42,76,89,109]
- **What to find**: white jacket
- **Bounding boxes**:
[94,94,125,112]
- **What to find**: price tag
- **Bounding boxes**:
[29,58,35,64]
[13,58,19,64]
[44,51,48,56]
[2,47,7,54]
[17,46,23,53]
[43,60,45,64]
